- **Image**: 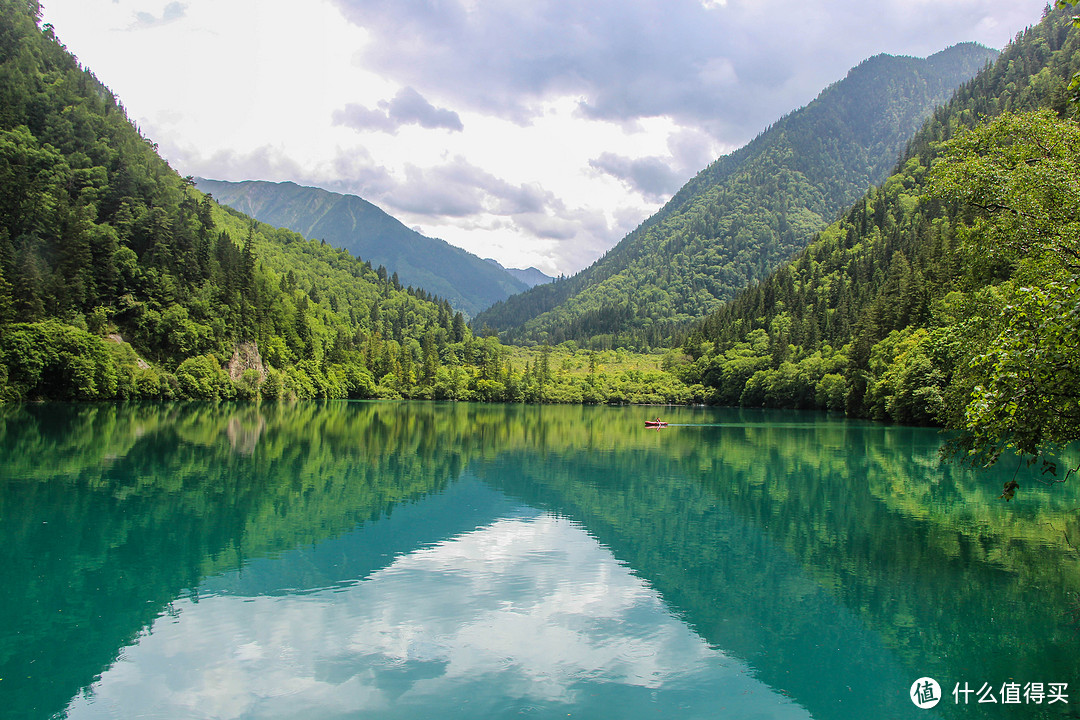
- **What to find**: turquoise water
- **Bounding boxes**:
[1,402,1077,719]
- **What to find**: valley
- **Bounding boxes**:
[0,0,1077,466]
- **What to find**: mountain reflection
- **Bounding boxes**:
[64,510,810,720]
[0,401,1076,720]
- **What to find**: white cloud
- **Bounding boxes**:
[63,514,812,719]
[131,1,186,28]
[329,0,1037,137]
[589,153,684,202]
[39,0,1046,275]
[333,87,464,133]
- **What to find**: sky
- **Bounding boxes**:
[40,0,1045,276]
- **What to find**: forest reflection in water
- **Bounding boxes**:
[0,401,1077,719]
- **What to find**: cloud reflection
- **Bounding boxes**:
[65,514,811,718]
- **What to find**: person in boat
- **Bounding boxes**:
[654,417,663,424]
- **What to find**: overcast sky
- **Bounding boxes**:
[41,0,1044,275]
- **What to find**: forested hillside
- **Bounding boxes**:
[473,42,998,348]
[195,178,529,317]
[678,5,1080,466]
[0,0,449,401]
[0,0,692,404]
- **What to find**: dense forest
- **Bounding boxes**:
[5,1,1080,713]
[677,5,1080,466]
[194,178,530,318]
[0,0,688,405]
[472,43,998,348]
[4,0,1080,476]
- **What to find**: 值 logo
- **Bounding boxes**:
[911,677,942,709]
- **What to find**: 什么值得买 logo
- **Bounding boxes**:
[910,678,1069,708]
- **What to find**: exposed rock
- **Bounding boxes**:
[227,342,267,383]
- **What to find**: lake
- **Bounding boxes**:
[1,401,1077,719]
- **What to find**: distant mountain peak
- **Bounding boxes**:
[195,178,529,316]
[484,258,555,288]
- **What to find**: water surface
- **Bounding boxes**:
[1,402,1077,719]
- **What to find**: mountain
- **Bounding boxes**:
[0,1,521,403]
[194,178,529,317]
[472,42,999,348]
[0,0,689,408]
[677,7,1080,463]
[484,258,555,287]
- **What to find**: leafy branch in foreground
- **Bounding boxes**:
[929,109,1080,469]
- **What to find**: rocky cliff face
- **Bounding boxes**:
[227,342,267,384]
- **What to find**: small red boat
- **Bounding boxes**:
[645,420,668,427]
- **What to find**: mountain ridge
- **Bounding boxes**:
[674,6,1080,460]
[194,178,530,317]
[0,1,533,406]
[484,258,554,287]
[472,41,999,347]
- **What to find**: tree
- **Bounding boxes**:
[928,109,1080,469]
[451,312,466,343]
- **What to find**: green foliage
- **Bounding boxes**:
[196,179,529,317]
[960,281,1080,464]
[1055,0,1080,99]
[175,354,234,401]
[2,4,678,405]
[475,43,998,348]
[863,328,945,424]
[0,320,120,400]
[928,108,1080,277]
[680,9,1080,469]
[928,109,1080,465]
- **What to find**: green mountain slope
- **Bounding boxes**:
[194,178,529,317]
[0,0,516,403]
[0,0,686,406]
[473,43,998,348]
[678,7,1080,463]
